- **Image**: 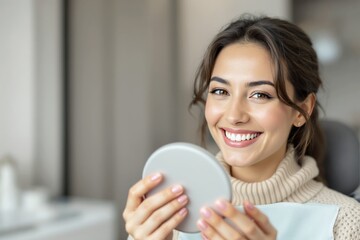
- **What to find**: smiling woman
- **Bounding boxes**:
[123,15,360,240]
[204,42,302,182]
[188,15,360,240]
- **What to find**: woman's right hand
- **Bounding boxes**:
[123,173,189,240]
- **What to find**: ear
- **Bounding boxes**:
[293,93,316,127]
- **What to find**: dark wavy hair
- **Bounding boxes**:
[190,15,325,182]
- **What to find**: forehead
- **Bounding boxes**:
[211,42,275,82]
[211,42,295,97]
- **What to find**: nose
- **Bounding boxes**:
[225,98,250,125]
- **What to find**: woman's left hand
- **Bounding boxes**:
[197,200,277,240]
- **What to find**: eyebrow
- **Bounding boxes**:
[210,76,275,87]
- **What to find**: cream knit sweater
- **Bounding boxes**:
[173,146,360,239]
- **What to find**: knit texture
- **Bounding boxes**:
[173,146,360,239]
[217,146,324,205]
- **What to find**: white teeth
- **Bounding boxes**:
[225,131,259,142]
[226,131,230,138]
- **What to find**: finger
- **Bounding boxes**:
[243,201,277,237]
[149,207,188,240]
[201,233,209,240]
[132,184,185,225]
[201,232,210,240]
[124,173,163,214]
[199,206,242,239]
[197,219,224,240]
[139,195,189,237]
[214,199,265,239]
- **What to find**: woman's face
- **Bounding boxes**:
[205,42,299,182]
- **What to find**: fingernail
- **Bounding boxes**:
[245,201,255,210]
[200,207,211,218]
[178,208,187,216]
[177,195,188,204]
[151,173,161,181]
[215,199,227,211]
[172,185,183,194]
[197,219,208,231]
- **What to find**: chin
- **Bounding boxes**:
[222,151,255,167]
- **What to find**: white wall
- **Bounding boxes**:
[0,0,63,196]
[0,0,36,189]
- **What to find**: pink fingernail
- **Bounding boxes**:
[215,199,227,211]
[172,185,183,194]
[151,173,161,181]
[177,195,188,204]
[200,207,211,218]
[245,201,255,210]
[197,219,208,231]
[178,208,187,216]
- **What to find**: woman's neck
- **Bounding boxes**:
[229,145,287,182]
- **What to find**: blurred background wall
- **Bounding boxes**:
[0,0,36,191]
[293,0,360,126]
[1,0,359,239]
[0,0,63,196]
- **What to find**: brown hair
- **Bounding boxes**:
[190,15,325,182]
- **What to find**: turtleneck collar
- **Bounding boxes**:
[216,145,324,205]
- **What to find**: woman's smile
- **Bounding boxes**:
[222,128,262,147]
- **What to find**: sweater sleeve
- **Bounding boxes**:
[333,202,360,240]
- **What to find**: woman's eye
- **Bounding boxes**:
[210,89,229,96]
[251,92,272,99]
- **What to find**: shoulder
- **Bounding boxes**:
[310,185,360,207]
[309,186,360,239]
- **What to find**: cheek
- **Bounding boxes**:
[253,104,294,131]
[204,102,214,124]
[205,99,223,125]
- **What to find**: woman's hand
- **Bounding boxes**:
[123,173,189,240]
[197,200,277,240]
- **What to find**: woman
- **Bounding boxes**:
[123,15,360,240]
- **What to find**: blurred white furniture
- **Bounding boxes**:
[0,198,116,240]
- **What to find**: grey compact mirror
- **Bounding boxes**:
[142,142,232,233]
